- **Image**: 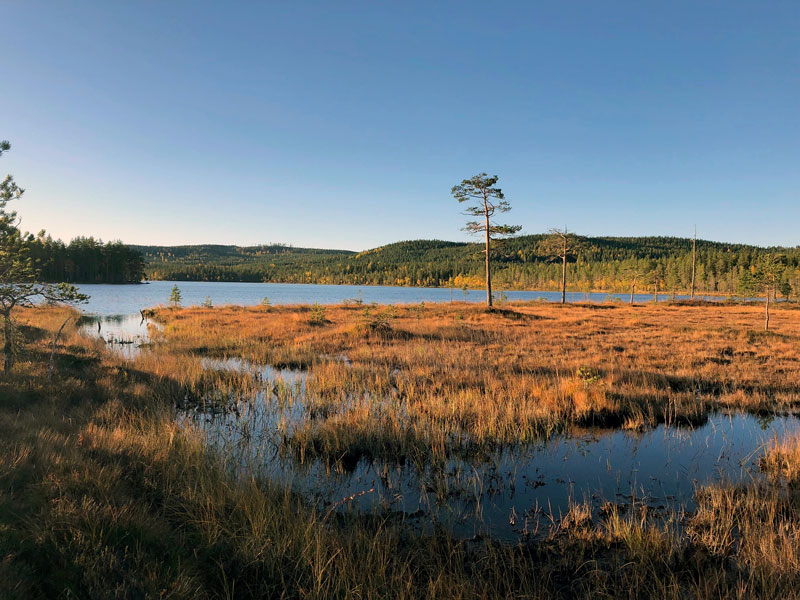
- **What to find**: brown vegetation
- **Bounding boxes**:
[2,302,800,599]
[149,300,800,464]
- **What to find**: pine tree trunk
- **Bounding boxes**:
[561,251,567,304]
[630,281,635,304]
[690,229,696,299]
[485,212,492,307]
[765,290,770,331]
[3,313,13,373]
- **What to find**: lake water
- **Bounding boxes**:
[75,281,729,317]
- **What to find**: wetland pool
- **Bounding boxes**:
[74,303,798,542]
[177,357,800,542]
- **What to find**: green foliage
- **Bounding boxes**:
[451,173,522,239]
[577,366,603,387]
[28,235,145,284]
[0,139,89,371]
[359,305,394,333]
[132,235,800,299]
[309,302,327,325]
[738,254,786,297]
[169,285,182,306]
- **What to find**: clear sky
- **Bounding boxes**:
[2,1,798,250]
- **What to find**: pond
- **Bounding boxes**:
[73,281,736,357]
[177,357,800,542]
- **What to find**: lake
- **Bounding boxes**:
[75,280,728,317]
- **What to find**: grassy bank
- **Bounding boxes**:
[150,300,800,465]
[1,304,800,599]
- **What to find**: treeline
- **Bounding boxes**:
[135,236,800,297]
[29,235,145,284]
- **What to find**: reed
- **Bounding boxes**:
[145,301,800,464]
[2,304,799,599]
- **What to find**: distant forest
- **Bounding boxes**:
[31,235,146,284]
[133,235,800,297]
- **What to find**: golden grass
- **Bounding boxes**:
[761,434,800,484]
[146,301,800,464]
[2,304,800,599]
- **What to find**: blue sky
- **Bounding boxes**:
[2,1,798,250]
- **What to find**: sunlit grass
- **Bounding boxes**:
[2,304,800,598]
[145,301,800,464]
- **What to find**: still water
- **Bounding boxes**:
[180,358,800,541]
[75,281,725,316]
[73,282,787,541]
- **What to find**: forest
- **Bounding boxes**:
[29,235,146,284]
[134,235,800,297]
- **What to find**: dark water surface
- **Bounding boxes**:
[178,358,800,542]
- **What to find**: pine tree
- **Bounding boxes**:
[169,284,182,306]
[451,173,521,307]
[0,140,88,371]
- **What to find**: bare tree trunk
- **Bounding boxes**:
[49,317,71,381]
[3,313,13,373]
[653,281,658,303]
[630,280,636,304]
[765,289,771,331]
[690,226,696,299]
[561,251,567,304]
[485,211,492,307]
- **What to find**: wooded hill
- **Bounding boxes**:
[133,236,800,297]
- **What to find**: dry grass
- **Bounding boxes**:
[147,301,800,464]
[761,434,800,484]
[2,304,800,599]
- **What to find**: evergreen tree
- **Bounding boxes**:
[169,284,182,306]
[0,140,88,372]
[451,174,521,307]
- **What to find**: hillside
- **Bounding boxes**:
[133,235,800,296]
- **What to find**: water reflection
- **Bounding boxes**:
[178,356,800,541]
[77,313,155,358]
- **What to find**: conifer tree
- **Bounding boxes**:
[0,140,87,372]
[451,173,520,307]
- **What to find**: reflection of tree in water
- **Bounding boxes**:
[758,413,775,430]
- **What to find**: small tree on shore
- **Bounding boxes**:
[169,285,182,307]
[539,228,582,304]
[620,264,642,305]
[739,254,785,331]
[451,173,520,307]
[779,280,793,302]
[0,140,87,372]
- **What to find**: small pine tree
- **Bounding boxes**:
[169,285,182,307]
[309,302,327,325]
[738,254,785,330]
